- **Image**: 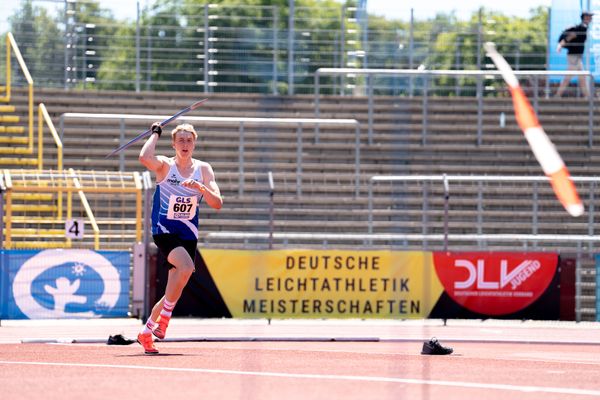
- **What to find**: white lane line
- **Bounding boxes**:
[0,360,599,397]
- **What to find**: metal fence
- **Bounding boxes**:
[2,0,551,94]
[58,112,362,195]
[314,68,596,146]
[367,175,600,252]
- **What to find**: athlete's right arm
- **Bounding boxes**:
[139,123,167,175]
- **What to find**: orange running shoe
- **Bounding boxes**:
[153,315,171,340]
[137,332,159,354]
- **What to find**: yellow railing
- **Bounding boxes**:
[68,168,100,249]
[38,103,63,171]
[1,170,144,250]
[2,33,34,151]
[38,103,64,218]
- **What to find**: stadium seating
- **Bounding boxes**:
[4,87,599,244]
[1,86,597,319]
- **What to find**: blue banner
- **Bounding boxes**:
[0,249,130,319]
[549,0,600,82]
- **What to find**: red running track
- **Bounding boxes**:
[2,321,600,400]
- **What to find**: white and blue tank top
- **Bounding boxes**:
[151,158,203,240]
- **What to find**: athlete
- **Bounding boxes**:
[137,122,222,354]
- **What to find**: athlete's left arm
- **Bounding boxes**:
[181,162,222,210]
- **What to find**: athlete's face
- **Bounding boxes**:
[172,131,196,158]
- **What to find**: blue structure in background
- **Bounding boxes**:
[0,249,130,319]
[549,0,600,82]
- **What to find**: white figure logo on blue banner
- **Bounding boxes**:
[1,249,130,319]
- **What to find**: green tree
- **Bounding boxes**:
[65,1,119,88]
[8,1,63,86]
[4,0,550,94]
[425,7,549,95]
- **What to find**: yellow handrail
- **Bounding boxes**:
[2,170,143,250]
[2,33,34,151]
[38,103,63,171]
[68,168,100,250]
[39,103,64,219]
[2,168,13,248]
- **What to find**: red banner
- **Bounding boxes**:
[433,252,558,315]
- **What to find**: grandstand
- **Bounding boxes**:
[1,2,598,322]
[4,85,599,245]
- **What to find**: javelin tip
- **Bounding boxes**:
[190,98,209,110]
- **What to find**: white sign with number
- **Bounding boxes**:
[65,219,85,239]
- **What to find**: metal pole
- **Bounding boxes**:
[268,171,274,249]
[64,0,69,89]
[272,6,278,95]
[367,74,373,144]
[532,181,538,238]
[142,171,152,321]
[119,118,125,172]
[476,8,483,145]
[443,174,449,252]
[204,4,209,93]
[533,75,539,114]
[477,8,482,70]
[361,3,368,69]
[545,8,551,98]
[340,5,346,95]
[135,1,141,92]
[455,36,460,96]
[238,122,244,196]
[588,181,595,236]
[82,31,87,89]
[477,181,483,236]
[477,76,483,146]
[408,9,414,97]
[576,241,582,322]
[355,125,360,197]
[314,72,320,142]
[368,178,373,244]
[588,73,594,147]
[586,0,591,72]
[296,123,302,196]
[422,181,429,249]
[288,0,295,95]
[147,24,152,90]
[421,73,428,145]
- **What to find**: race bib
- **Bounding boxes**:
[166,195,198,220]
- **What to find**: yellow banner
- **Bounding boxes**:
[201,249,444,318]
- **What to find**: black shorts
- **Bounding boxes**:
[153,234,197,269]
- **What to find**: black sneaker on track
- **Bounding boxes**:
[421,337,453,355]
[107,334,135,345]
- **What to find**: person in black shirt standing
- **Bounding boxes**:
[556,11,593,98]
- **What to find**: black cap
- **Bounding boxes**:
[581,11,594,19]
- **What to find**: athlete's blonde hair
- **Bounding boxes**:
[171,123,198,140]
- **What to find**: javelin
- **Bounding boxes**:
[484,42,583,217]
[105,98,208,158]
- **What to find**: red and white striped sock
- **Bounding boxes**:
[160,299,176,318]
[141,318,157,335]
